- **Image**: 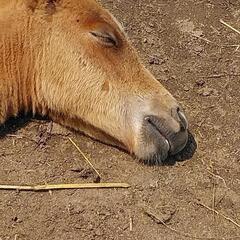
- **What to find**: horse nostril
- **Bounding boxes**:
[143,113,188,157]
[179,111,188,131]
[171,106,188,131]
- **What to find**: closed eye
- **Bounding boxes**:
[90,30,119,48]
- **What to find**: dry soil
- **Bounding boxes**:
[0,0,240,239]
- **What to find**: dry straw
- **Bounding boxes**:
[0,182,130,191]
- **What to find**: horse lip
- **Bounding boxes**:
[144,116,171,153]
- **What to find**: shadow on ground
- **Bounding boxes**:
[0,115,197,167]
[164,131,197,166]
[0,114,48,138]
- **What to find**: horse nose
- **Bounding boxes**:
[143,112,188,158]
[171,106,188,131]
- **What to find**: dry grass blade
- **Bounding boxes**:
[201,74,240,78]
[212,180,216,220]
[0,182,130,191]
[129,217,133,232]
[197,201,240,229]
[206,170,228,189]
[68,137,101,182]
[220,19,240,35]
[144,207,240,240]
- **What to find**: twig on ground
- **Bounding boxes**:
[220,19,240,51]
[200,161,229,207]
[0,182,130,191]
[222,44,240,52]
[129,217,133,232]
[7,134,38,144]
[68,137,101,182]
[196,201,240,229]
[209,161,216,221]
[220,19,240,35]
[212,180,216,221]
[190,23,240,50]
[144,206,240,239]
[200,158,228,189]
[144,207,175,224]
[201,74,240,79]
[234,45,240,51]
[191,34,213,43]
[206,170,228,189]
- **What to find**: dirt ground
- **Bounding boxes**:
[1,0,240,239]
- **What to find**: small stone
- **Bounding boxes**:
[149,22,155,28]
[197,87,216,96]
[149,56,159,65]
[145,27,152,33]
[87,224,94,231]
[149,55,164,65]
[194,45,203,54]
[213,125,221,130]
[12,216,22,223]
[95,229,103,236]
[196,79,205,87]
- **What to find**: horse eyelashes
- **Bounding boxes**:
[90,31,118,48]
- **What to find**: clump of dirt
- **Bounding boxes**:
[0,0,240,239]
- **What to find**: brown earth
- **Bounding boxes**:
[0,0,240,239]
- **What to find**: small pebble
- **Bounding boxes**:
[196,79,205,87]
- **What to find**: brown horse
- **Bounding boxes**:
[0,0,189,164]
